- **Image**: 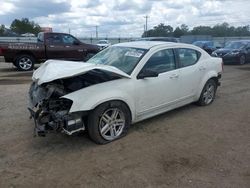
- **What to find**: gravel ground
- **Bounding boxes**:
[0,62,249,188]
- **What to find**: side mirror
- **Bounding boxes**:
[137,69,159,79]
[73,41,80,45]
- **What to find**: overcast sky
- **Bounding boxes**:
[0,0,249,37]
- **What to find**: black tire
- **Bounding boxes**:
[87,101,131,144]
[15,54,35,71]
[197,79,217,106]
[239,55,246,65]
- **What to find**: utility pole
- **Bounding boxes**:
[144,15,149,37]
[95,25,98,39]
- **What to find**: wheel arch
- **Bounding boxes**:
[91,99,133,122]
[64,93,136,122]
[195,71,219,100]
[14,51,36,63]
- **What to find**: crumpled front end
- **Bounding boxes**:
[28,82,85,137]
[28,63,126,137]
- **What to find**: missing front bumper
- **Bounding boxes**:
[28,107,85,137]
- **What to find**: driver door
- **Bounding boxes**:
[135,48,180,120]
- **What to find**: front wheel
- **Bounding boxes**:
[239,55,246,65]
[197,79,217,106]
[87,101,131,144]
[15,54,35,71]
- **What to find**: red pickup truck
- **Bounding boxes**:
[0,32,100,71]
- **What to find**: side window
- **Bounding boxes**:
[142,49,176,74]
[46,34,62,44]
[37,33,44,42]
[61,34,77,44]
[177,48,201,67]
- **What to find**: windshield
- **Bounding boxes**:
[87,46,147,75]
[225,41,247,49]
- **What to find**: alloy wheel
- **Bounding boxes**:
[202,83,215,105]
[99,108,125,141]
[19,57,33,70]
[240,55,246,65]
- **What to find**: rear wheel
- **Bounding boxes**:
[197,79,217,106]
[15,54,35,71]
[87,101,131,144]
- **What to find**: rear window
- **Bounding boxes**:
[37,33,44,42]
[177,48,201,67]
[46,34,62,44]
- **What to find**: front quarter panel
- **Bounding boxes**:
[62,78,136,121]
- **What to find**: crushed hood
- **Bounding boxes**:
[32,60,131,85]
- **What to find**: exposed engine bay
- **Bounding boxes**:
[28,69,122,136]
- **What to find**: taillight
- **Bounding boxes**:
[0,48,2,55]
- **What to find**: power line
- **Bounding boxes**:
[95,25,98,38]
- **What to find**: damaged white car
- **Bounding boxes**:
[28,41,223,144]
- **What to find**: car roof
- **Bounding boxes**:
[138,37,178,42]
[113,41,195,50]
[114,41,174,49]
[193,41,212,43]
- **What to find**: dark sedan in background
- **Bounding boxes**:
[211,40,250,65]
[192,41,220,55]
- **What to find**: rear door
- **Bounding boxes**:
[45,33,85,60]
[45,33,66,59]
[60,34,85,60]
[174,48,204,100]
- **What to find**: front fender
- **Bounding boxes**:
[62,80,136,121]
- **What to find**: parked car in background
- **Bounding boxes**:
[211,40,250,64]
[192,41,217,55]
[21,33,36,37]
[138,37,179,43]
[28,41,222,144]
[96,40,111,50]
[0,32,100,71]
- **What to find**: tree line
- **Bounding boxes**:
[1,18,250,37]
[0,18,41,36]
[142,22,250,37]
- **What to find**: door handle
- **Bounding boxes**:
[170,74,179,79]
[49,45,55,48]
[65,46,70,48]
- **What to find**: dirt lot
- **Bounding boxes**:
[0,62,249,188]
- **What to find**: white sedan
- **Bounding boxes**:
[28,41,223,144]
[96,40,111,49]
